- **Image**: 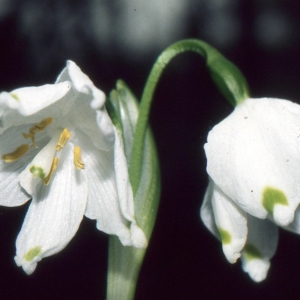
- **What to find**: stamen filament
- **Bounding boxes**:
[56,128,71,151]
[74,146,85,170]
[43,157,59,185]
[2,144,30,162]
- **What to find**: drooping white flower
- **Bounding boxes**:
[0,60,147,275]
[201,97,300,282]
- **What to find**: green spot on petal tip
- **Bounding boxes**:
[217,227,231,245]
[24,246,42,262]
[30,166,46,179]
[262,187,288,214]
[10,93,19,101]
[243,244,262,261]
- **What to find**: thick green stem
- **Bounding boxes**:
[129,39,249,196]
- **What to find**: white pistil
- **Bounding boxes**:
[29,130,62,180]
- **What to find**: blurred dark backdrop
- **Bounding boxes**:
[1,0,300,299]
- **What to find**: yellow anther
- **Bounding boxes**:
[74,146,85,170]
[43,157,59,185]
[34,117,53,131]
[56,128,71,151]
[22,117,53,148]
[2,144,30,162]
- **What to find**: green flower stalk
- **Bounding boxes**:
[130,39,249,197]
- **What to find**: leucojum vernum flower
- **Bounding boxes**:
[0,60,147,275]
[201,96,300,282]
[177,39,300,283]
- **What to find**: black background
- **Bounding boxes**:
[1,1,300,299]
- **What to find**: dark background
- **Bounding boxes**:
[1,1,300,299]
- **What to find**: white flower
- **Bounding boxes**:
[201,97,300,282]
[0,61,147,275]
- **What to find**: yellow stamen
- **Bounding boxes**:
[2,144,30,162]
[74,146,85,170]
[56,128,71,151]
[22,117,53,148]
[43,157,59,185]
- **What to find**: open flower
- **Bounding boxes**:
[201,97,300,282]
[0,61,147,275]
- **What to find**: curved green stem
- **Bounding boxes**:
[129,39,249,195]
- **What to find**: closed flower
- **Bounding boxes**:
[201,97,300,281]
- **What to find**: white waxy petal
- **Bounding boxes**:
[283,205,300,234]
[205,98,300,226]
[0,82,72,134]
[211,183,247,263]
[8,82,70,116]
[241,215,278,282]
[83,139,132,245]
[200,179,219,238]
[15,144,88,274]
[56,60,106,110]
[113,128,147,248]
[242,259,270,283]
[67,95,114,151]
[80,129,147,248]
[0,125,46,206]
[59,62,114,152]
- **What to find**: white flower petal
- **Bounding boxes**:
[19,130,63,195]
[211,183,247,263]
[241,215,278,282]
[283,205,300,234]
[0,83,72,134]
[205,98,300,226]
[81,128,147,248]
[242,259,270,283]
[56,60,105,110]
[113,128,147,248]
[9,82,71,116]
[14,144,88,274]
[82,134,132,245]
[56,62,114,151]
[0,124,50,206]
[200,179,219,238]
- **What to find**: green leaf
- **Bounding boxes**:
[106,80,161,300]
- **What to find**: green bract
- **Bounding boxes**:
[106,80,160,300]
